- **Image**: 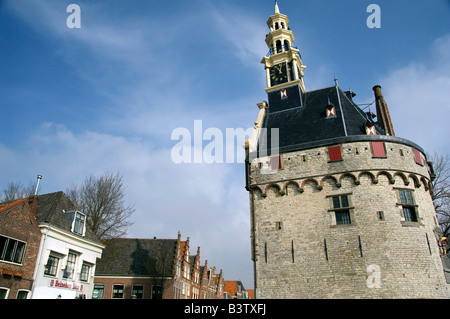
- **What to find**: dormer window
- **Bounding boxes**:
[73,212,86,235]
[65,210,86,236]
[326,105,336,118]
[365,124,376,135]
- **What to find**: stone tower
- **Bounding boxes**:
[244,3,449,298]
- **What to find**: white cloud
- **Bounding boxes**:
[379,33,450,157]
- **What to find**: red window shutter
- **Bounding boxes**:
[413,148,422,165]
[371,142,386,157]
[270,155,281,170]
[328,146,342,161]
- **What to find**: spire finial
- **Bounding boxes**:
[334,74,339,87]
[275,1,280,14]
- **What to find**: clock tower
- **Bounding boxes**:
[245,2,449,299]
[261,2,306,113]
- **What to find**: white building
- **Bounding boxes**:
[31,192,104,299]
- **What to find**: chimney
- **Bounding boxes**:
[28,195,38,217]
[373,85,395,136]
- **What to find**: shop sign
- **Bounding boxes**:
[49,279,84,291]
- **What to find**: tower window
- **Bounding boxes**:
[371,142,386,158]
[413,148,423,165]
[397,189,418,222]
[275,221,282,231]
[329,194,352,225]
[328,146,342,162]
[326,106,336,118]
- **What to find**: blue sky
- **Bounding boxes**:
[1,0,449,290]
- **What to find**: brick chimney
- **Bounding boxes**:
[373,85,395,136]
[27,195,38,217]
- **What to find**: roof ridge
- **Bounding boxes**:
[0,198,26,212]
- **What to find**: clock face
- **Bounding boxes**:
[270,63,288,86]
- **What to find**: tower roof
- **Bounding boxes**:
[255,83,424,156]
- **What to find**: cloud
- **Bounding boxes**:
[0,119,253,286]
[379,33,450,156]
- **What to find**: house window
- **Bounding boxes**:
[398,189,418,222]
[331,194,352,225]
[80,263,91,282]
[112,284,124,299]
[63,252,77,279]
[44,255,60,276]
[94,284,105,299]
[151,285,162,299]
[73,212,85,235]
[371,142,386,158]
[0,288,9,299]
[16,290,30,299]
[132,285,144,299]
[328,146,342,162]
[0,235,26,264]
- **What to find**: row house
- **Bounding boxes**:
[199,261,224,299]
[94,232,225,299]
[223,280,251,299]
[0,192,104,299]
[0,197,42,299]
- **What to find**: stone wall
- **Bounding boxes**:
[248,139,449,298]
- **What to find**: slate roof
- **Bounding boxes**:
[34,191,101,244]
[257,85,392,155]
[95,238,177,277]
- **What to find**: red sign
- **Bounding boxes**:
[49,279,84,291]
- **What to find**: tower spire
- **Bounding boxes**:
[275,1,280,14]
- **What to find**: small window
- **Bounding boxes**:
[326,106,336,118]
[73,212,86,236]
[151,285,163,299]
[328,146,342,162]
[80,263,91,282]
[63,252,77,279]
[44,255,60,276]
[275,221,282,231]
[365,124,376,135]
[16,290,30,299]
[377,211,385,221]
[94,284,105,299]
[112,284,124,299]
[331,195,352,225]
[397,189,418,222]
[371,142,386,158]
[0,288,9,299]
[270,155,283,170]
[413,148,423,165]
[0,235,26,264]
[132,285,144,299]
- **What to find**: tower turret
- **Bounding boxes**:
[261,2,306,93]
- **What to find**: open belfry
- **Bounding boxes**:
[244,3,449,298]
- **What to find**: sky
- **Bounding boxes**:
[0,0,449,290]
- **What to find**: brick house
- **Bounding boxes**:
[199,261,224,299]
[0,196,42,299]
[223,280,251,299]
[94,232,225,299]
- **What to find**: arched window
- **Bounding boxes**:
[276,40,282,53]
[275,22,279,30]
[284,40,290,51]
